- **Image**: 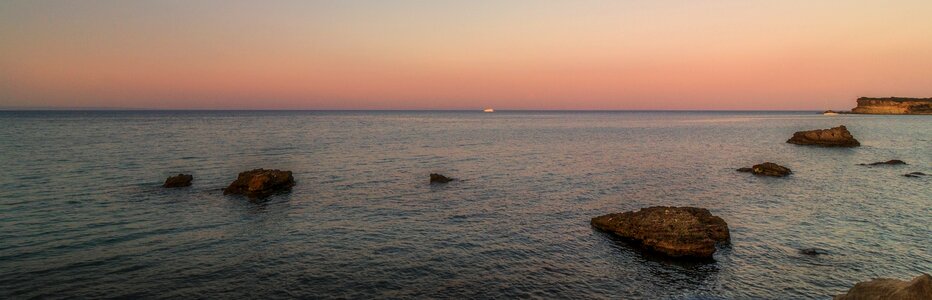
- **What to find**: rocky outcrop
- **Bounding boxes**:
[224,169,295,198]
[737,162,792,177]
[163,174,193,188]
[860,160,907,166]
[591,206,730,259]
[430,173,454,184]
[787,125,860,147]
[851,97,932,115]
[904,172,927,178]
[834,273,932,300]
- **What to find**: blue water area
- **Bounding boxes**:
[0,111,929,299]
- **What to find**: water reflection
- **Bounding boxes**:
[594,229,722,293]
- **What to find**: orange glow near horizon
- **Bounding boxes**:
[2,1,932,110]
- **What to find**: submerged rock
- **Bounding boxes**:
[737,162,792,177]
[834,273,932,300]
[223,169,295,198]
[903,172,928,178]
[163,173,193,188]
[860,160,907,166]
[787,125,860,147]
[591,206,730,259]
[430,173,454,184]
[799,248,827,256]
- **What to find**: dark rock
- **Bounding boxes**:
[591,206,730,259]
[834,273,932,300]
[787,125,860,147]
[737,162,792,177]
[163,173,193,188]
[430,173,454,184]
[799,248,826,256]
[903,172,928,178]
[860,160,907,166]
[223,169,295,198]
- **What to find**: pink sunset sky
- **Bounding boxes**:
[2,0,931,110]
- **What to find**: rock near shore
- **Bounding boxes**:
[737,162,792,177]
[163,174,193,188]
[224,169,295,198]
[787,125,860,147]
[591,206,730,259]
[834,273,932,300]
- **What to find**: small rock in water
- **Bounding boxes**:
[737,162,791,177]
[860,159,907,166]
[430,173,454,184]
[224,169,295,198]
[163,173,193,188]
[799,248,826,256]
[591,206,730,259]
[786,125,860,147]
[834,273,932,300]
[903,172,928,178]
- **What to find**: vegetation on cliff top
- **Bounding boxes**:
[857,97,932,102]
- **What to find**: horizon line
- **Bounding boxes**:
[0,108,833,112]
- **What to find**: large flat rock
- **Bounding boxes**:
[224,169,295,198]
[835,273,932,300]
[787,125,860,147]
[591,206,730,259]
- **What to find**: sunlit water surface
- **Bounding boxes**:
[0,111,929,299]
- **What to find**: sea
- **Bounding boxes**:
[0,110,929,299]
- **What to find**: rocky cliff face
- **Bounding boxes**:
[851,97,932,114]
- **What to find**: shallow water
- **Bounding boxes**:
[0,111,929,299]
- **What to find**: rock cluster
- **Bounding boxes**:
[223,169,295,198]
[787,125,860,147]
[834,273,932,300]
[162,174,193,188]
[737,162,792,177]
[591,206,730,259]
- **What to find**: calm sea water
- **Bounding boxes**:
[0,111,929,299]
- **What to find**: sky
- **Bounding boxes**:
[2,0,932,110]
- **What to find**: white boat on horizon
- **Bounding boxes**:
[483,108,494,113]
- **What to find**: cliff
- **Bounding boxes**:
[850,97,932,114]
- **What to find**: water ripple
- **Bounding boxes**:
[0,111,929,299]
